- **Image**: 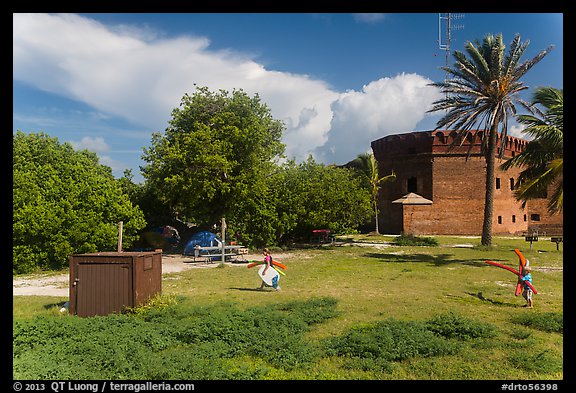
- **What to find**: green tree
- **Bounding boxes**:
[345,153,395,234]
[13,131,146,273]
[427,33,553,245]
[141,86,285,245]
[273,157,373,242]
[500,87,563,214]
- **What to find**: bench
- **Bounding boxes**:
[524,234,538,250]
[550,236,563,251]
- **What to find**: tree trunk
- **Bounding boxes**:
[481,126,499,246]
[374,199,380,234]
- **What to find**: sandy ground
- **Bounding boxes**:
[12,252,272,297]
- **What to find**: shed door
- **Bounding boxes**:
[75,263,132,317]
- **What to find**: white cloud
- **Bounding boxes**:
[13,13,441,167]
[315,73,443,164]
[352,14,386,24]
[68,136,110,153]
[508,124,529,139]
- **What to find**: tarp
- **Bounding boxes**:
[183,230,222,255]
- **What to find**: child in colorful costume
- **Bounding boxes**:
[521,266,534,308]
[259,248,280,291]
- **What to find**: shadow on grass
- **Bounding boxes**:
[363,252,493,267]
[465,291,518,307]
[43,300,67,310]
[228,287,277,292]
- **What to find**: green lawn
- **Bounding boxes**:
[13,235,563,380]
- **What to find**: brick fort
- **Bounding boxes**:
[370,130,562,236]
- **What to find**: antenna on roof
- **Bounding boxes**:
[438,13,464,85]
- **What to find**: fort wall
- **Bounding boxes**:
[371,130,559,236]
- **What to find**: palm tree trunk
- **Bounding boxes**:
[481,126,499,246]
[374,199,380,234]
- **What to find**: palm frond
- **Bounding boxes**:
[512,45,555,81]
[503,34,528,78]
[465,40,491,82]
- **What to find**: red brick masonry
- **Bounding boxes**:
[371,130,562,236]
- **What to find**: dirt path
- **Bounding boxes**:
[12,252,287,297]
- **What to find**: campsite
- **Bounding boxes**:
[13,234,563,380]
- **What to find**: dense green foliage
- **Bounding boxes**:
[344,152,396,234]
[13,297,518,380]
[140,86,372,247]
[141,86,285,230]
[13,131,146,274]
[511,311,563,333]
[13,298,337,379]
[500,87,563,214]
[270,157,373,243]
[393,234,439,246]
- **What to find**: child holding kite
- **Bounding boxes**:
[259,248,281,291]
[521,266,534,308]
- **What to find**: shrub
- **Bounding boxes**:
[425,312,497,340]
[324,318,459,365]
[511,312,563,333]
[508,349,563,373]
[13,298,340,379]
[393,234,439,246]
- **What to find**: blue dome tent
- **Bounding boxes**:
[183,231,222,256]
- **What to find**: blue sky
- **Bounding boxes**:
[13,13,563,183]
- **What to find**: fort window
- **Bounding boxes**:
[509,178,515,190]
[531,214,541,221]
[495,178,501,189]
[436,132,446,144]
[497,216,503,224]
[524,214,527,222]
[512,215,516,223]
[407,177,417,193]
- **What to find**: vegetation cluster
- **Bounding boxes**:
[13,296,562,380]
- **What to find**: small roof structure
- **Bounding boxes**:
[391,192,433,205]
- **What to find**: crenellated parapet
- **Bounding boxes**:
[371,130,528,161]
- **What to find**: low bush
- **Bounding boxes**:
[324,318,459,364]
[393,234,439,246]
[511,312,563,333]
[425,312,497,340]
[13,297,338,379]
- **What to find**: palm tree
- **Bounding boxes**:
[427,33,554,245]
[346,152,396,234]
[500,87,563,214]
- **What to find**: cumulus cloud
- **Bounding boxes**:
[315,73,443,164]
[68,136,110,153]
[13,13,441,167]
[352,13,386,23]
[508,124,529,139]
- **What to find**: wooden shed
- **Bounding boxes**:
[69,251,162,317]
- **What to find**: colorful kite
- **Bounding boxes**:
[485,248,537,294]
[247,259,287,275]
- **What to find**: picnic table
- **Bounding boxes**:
[191,244,248,263]
[311,229,331,243]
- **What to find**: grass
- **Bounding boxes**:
[13,235,563,381]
